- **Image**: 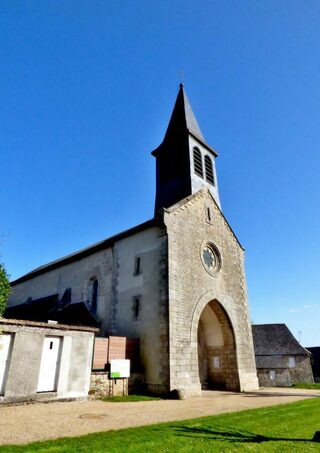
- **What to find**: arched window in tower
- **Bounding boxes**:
[91,279,99,313]
[193,147,203,178]
[204,155,215,186]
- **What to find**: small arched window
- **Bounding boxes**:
[91,279,99,313]
[204,155,215,186]
[193,147,203,178]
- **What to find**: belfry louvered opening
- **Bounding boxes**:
[205,155,215,185]
[193,147,203,177]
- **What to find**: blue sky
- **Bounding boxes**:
[1,1,320,346]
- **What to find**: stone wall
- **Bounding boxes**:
[164,189,259,397]
[257,355,314,387]
[109,227,169,394]
[289,355,314,384]
[8,225,169,394]
[90,372,128,398]
[9,249,113,335]
[7,189,260,398]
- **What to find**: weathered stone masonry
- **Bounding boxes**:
[165,190,258,396]
[7,84,259,397]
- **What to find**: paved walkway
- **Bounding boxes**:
[0,388,319,445]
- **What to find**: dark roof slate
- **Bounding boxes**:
[4,294,59,322]
[255,355,291,369]
[11,218,159,286]
[252,324,310,356]
[178,83,205,140]
[152,84,217,158]
[164,83,204,141]
[5,298,98,327]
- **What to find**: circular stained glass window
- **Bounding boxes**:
[201,242,221,275]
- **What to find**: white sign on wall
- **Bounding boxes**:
[269,370,276,380]
[110,359,130,378]
[213,356,221,369]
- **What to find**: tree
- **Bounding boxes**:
[0,263,10,317]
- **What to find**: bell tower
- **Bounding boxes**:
[152,84,221,215]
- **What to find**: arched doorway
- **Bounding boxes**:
[197,300,240,391]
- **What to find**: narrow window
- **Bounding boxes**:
[91,279,98,313]
[204,155,215,185]
[207,207,211,222]
[132,296,141,320]
[193,147,203,178]
[134,257,141,276]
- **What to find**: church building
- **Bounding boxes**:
[7,85,259,397]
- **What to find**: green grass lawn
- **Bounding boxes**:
[292,383,320,390]
[1,398,319,452]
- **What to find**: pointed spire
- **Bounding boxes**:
[152,84,221,214]
[164,84,205,141]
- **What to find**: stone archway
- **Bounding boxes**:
[197,300,240,391]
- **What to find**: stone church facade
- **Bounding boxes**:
[8,85,259,397]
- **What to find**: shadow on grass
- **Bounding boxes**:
[173,426,320,444]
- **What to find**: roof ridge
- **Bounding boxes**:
[180,84,204,140]
[11,218,159,285]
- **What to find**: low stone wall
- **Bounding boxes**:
[90,372,128,398]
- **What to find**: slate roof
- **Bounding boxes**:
[255,355,293,369]
[252,324,310,357]
[4,294,59,322]
[168,83,205,141]
[152,84,218,158]
[11,218,159,286]
[4,297,98,327]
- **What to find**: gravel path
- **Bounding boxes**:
[0,388,319,446]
